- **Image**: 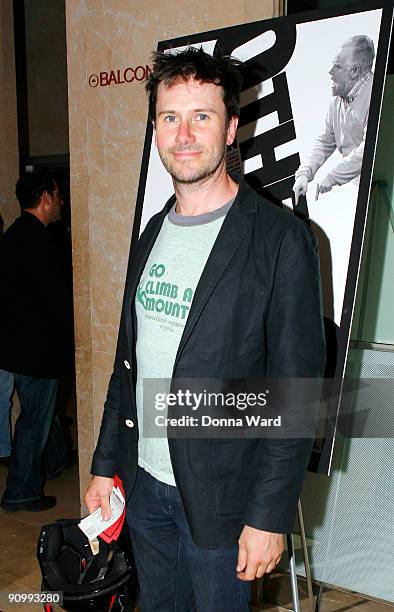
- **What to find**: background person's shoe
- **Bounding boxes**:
[1,495,57,512]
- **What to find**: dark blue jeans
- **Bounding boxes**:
[0,369,14,457]
[126,467,251,612]
[2,374,57,503]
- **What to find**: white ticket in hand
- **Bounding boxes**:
[78,487,125,540]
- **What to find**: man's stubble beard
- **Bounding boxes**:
[158,137,228,188]
[331,77,355,99]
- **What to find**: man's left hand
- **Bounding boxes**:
[236,525,285,581]
[315,177,334,200]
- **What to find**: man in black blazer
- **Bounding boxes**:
[0,171,72,512]
[86,48,325,611]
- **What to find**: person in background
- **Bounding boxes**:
[0,212,13,467]
[0,171,73,512]
[293,35,375,203]
[0,371,13,468]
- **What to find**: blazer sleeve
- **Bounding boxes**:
[90,240,136,478]
[90,350,122,478]
[244,222,326,533]
[295,102,337,183]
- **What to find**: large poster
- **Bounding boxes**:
[132,2,393,473]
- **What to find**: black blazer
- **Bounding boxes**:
[92,179,325,548]
[0,212,73,378]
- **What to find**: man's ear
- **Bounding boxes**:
[226,115,239,146]
[38,191,49,210]
[351,64,361,79]
[41,191,52,208]
[33,191,48,221]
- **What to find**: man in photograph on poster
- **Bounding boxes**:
[293,35,375,204]
[85,48,325,611]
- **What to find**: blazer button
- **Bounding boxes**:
[125,419,134,428]
[124,360,131,370]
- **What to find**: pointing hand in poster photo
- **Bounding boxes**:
[315,176,334,200]
[293,35,375,204]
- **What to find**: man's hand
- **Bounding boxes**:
[85,475,114,521]
[293,176,309,205]
[236,525,285,581]
[315,176,334,200]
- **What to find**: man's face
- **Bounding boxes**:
[154,77,238,185]
[45,183,63,224]
[329,45,358,98]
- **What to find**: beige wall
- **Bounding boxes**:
[0,0,19,230]
[65,0,281,506]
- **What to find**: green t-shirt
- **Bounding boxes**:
[135,198,233,485]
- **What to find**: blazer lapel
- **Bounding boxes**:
[127,200,174,300]
[173,180,257,371]
[123,195,175,353]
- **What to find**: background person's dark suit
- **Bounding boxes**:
[0,211,72,377]
[92,179,326,547]
[0,211,73,504]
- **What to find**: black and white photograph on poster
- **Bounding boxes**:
[132,1,393,473]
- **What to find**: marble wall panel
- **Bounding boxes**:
[91,350,115,434]
[74,294,93,352]
[86,0,105,15]
[69,96,88,167]
[74,347,94,452]
[66,0,279,508]
[86,15,112,71]
[245,0,282,22]
[87,87,147,147]
[92,323,119,355]
[72,176,91,345]
[78,449,94,511]
[66,16,88,97]
[71,149,89,179]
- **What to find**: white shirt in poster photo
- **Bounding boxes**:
[285,10,382,325]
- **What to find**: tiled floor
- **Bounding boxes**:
[0,462,391,612]
[0,461,80,612]
[258,572,393,611]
